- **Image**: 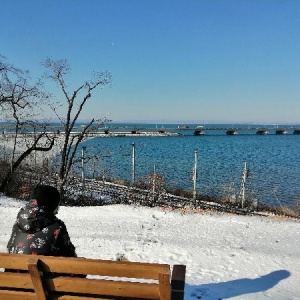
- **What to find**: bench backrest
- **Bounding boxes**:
[0,253,185,300]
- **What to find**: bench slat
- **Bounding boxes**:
[0,272,34,289]
[0,290,37,300]
[49,296,112,300]
[0,272,160,299]
[46,277,160,299]
[0,254,169,280]
[0,290,112,300]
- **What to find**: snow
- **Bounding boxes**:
[0,193,299,299]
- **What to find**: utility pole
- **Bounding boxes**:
[192,149,198,201]
[131,142,136,185]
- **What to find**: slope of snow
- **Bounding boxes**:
[0,194,299,299]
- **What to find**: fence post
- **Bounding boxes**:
[131,142,135,185]
[193,149,198,201]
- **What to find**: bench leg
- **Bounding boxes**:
[171,265,186,300]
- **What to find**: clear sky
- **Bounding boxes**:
[1,0,300,124]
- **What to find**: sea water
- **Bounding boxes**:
[79,124,300,209]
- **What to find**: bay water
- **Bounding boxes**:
[80,124,300,209]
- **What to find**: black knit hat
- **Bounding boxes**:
[30,185,60,212]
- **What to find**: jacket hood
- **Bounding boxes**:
[16,200,57,233]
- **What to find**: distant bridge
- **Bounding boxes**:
[87,126,300,135]
[1,124,300,136]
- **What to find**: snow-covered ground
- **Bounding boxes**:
[0,194,299,300]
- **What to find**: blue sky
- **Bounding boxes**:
[1,0,300,124]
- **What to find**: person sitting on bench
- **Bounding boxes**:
[7,185,76,257]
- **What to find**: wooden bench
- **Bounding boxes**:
[0,253,186,300]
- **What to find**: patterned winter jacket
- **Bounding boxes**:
[7,200,76,257]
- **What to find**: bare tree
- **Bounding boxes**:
[42,59,112,194]
[0,57,55,193]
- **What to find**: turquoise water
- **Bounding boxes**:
[80,124,300,208]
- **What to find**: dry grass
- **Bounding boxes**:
[159,204,300,220]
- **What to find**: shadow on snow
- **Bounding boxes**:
[185,270,290,299]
